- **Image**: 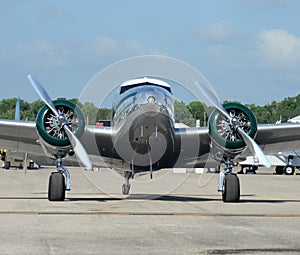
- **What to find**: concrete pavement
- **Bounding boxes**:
[0,167,299,254]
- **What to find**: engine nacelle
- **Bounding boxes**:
[208,102,257,160]
[36,99,85,158]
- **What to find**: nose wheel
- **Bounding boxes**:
[122,171,132,195]
[122,183,131,195]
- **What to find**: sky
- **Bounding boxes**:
[0,0,300,106]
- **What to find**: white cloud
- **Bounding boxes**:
[0,41,68,69]
[255,29,300,69]
[81,36,162,60]
[205,29,300,72]
[196,20,234,43]
[0,36,163,70]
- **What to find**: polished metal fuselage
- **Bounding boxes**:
[110,85,176,168]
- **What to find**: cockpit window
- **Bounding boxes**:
[120,82,172,94]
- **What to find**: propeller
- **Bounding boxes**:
[27,74,92,170]
[196,81,271,168]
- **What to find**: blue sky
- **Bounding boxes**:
[0,0,300,106]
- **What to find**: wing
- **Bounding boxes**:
[2,119,300,168]
[256,123,300,153]
[82,126,114,156]
[174,123,300,167]
[174,127,211,167]
[0,119,42,155]
[81,123,300,168]
[78,125,115,167]
[82,126,211,169]
[0,119,116,167]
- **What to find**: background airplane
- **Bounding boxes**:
[1,75,300,202]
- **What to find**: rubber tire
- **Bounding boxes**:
[29,162,34,169]
[222,174,240,202]
[4,161,10,170]
[48,172,65,201]
[275,166,284,175]
[284,165,295,175]
[122,184,130,195]
[207,168,217,173]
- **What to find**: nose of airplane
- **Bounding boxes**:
[132,85,174,119]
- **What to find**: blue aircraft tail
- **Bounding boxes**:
[15,97,20,121]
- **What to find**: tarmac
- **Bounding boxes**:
[0,166,300,254]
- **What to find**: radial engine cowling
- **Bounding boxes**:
[208,102,257,160]
[36,99,85,158]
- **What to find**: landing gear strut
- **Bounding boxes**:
[218,158,240,202]
[48,157,70,201]
[122,171,132,195]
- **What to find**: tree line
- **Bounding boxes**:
[0,95,299,126]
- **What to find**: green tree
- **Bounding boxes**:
[174,101,195,127]
[26,100,44,121]
[187,101,204,120]
[186,101,212,126]
[96,108,112,121]
[0,98,19,119]
[81,102,98,124]
[1,93,300,125]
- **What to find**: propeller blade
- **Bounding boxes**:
[237,127,271,168]
[195,81,231,120]
[27,74,92,170]
[195,80,271,168]
[27,75,59,117]
[64,125,92,170]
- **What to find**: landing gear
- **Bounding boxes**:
[284,165,295,175]
[218,159,240,202]
[48,157,70,201]
[275,165,295,175]
[3,161,10,170]
[48,172,65,201]
[122,183,131,195]
[275,166,284,175]
[122,171,132,195]
[222,174,240,202]
[282,155,295,175]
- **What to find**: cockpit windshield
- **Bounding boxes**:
[119,78,172,95]
[120,82,172,94]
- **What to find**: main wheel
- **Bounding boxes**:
[284,165,295,175]
[222,174,240,202]
[48,172,65,201]
[275,166,284,175]
[207,168,217,173]
[4,161,10,170]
